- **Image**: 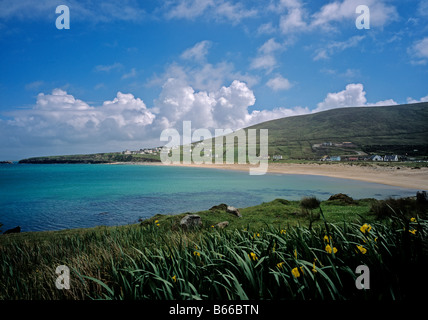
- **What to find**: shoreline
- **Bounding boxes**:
[111,161,428,190]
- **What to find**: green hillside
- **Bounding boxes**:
[18,102,428,163]
[244,102,428,160]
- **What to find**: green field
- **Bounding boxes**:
[1,195,427,300]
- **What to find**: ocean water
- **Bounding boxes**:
[0,163,418,232]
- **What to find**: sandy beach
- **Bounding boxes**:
[126,161,428,190]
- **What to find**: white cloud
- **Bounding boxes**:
[408,37,428,65]
[164,0,214,19]
[313,35,365,60]
[315,83,367,112]
[148,60,259,93]
[121,68,137,80]
[94,62,123,73]
[314,83,398,112]
[280,7,308,33]
[250,55,277,72]
[181,40,212,62]
[250,38,284,73]
[258,38,283,55]
[407,94,428,104]
[266,74,292,91]
[0,0,147,22]
[25,81,45,91]
[257,22,276,35]
[4,89,156,148]
[311,0,398,30]
[1,80,405,159]
[164,0,256,23]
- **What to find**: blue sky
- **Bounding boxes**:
[0,0,427,160]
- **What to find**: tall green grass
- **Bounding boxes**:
[2,210,426,300]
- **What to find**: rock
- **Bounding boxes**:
[209,203,228,211]
[328,193,356,205]
[416,191,428,204]
[3,226,21,235]
[226,206,242,218]
[215,221,229,229]
[180,214,202,230]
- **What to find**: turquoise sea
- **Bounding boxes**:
[0,163,418,232]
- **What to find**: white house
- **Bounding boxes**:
[384,155,398,162]
[370,155,383,161]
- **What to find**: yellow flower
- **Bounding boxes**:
[248,252,258,261]
[410,217,417,222]
[156,223,160,227]
[323,235,330,243]
[291,267,301,278]
[277,262,285,269]
[312,262,317,273]
[325,244,337,254]
[280,229,286,235]
[154,220,159,224]
[409,229,417,235]
[356,245,367,254]
[193,251,200,257]
[360,223,372,234]
[172,275,177,283]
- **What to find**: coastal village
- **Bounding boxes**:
[117,140,426,164]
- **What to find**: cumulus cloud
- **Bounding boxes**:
[314,83,397,112]
[407,94,428,104]
[1,79,406,159]
[3,89,156,149]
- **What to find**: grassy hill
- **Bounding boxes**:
[18,102,428,163]
[245,102,428,160]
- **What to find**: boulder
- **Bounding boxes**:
[214,221,229,229]
[226,206,242,218]
[328,193,356,205]
[3,226,21,235]
[416,191,428,204]
[209,203,228,211]
[180,214,202,230]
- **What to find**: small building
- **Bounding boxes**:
[384,155,398,162]
[369,155,383,161]
[348,157,358,161]
[272,155,283,160]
